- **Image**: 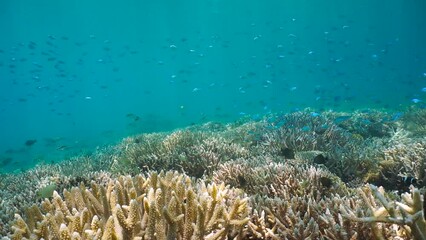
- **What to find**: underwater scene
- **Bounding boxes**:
[0,0,425,239]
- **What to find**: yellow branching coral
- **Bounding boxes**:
[10,171,249,239]
[341,184,426,240]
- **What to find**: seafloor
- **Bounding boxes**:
[0,108,425,239]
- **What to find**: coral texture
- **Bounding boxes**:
[10,171,249,240]
[341,184,426,240]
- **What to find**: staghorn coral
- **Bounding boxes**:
[242,162,373,239]
[113,129,249,177]
[340,184,426,240]
[0,149,114,237]
[257,111,344,153]
[10,171,249,240]
[247,194,371,240]
[383,138,426,187]
[214,159,376,239]
[253,110,391,184]
[329,110,397,138]
[213,157,349,197]
[401,107,426,136]
[360,125,426,192]
[112,110,404,187]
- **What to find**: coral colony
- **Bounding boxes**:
[0,108,425,239]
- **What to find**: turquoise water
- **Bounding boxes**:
[0,0,425,172]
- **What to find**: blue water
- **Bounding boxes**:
[0,0,425,172]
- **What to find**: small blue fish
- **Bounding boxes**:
[301,126,311,131]
[421,87,426,92]
[310,112,320,117]
[334,115,351,124]
[361,119,371,124]
[266,125,275,130]
[391,112,403,121]
[267,117,277,123]
[251,114,261,121]
[275,120,286,128]
[412,98,421,104]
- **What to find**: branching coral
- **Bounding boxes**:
[358,127,426,191]
[3,108,426,239]
[0,150,114,237]
[10,171,249,239]
[254,110,391,184]
[383,139,426,187]
[401,107,426,136]
[113,129,249,177]
[340,184,426,240]
[243,163,371,239]
[329,110,397,138]
[213,159,374,239]
[247,194,372,240]
[213,157,349,198]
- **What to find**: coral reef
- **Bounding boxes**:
[1,108,426,239]
[10,171,249,240]
[253,110,389,184]
[110,109,420,188]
